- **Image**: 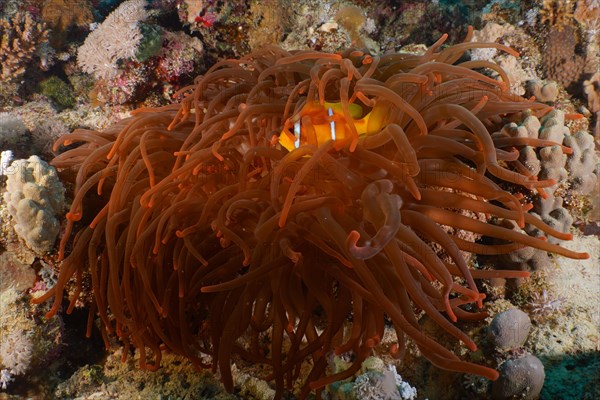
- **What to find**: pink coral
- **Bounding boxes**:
[155,31,204,84]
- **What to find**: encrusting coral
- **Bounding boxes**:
[34,28,589,398]
[41,0,94,33]
[542,25,584,89]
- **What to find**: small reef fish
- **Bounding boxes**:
[278,101,385,151]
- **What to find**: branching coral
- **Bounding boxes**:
[34,29,589,398]
[0,11,49,82]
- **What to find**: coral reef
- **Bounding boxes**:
[154,30,204,84]
[0,283,62,391]
[327,356,418,400]
[230,363,276,400]
[376,1,474,49]
[525,80,559,103]
[564,130,599,194]
[526,196,573,245]
[0,10,49,82]
[90,59,154,105]
[0,113,29,154]
[54,350,234,399]
[469,22,515,62]
[32,28,591,399]
[542,25,584,90]
[2,156,65,254]
[0,330,34,377]
[583,72,599,137]
[39,76,75,110]
[0,151,13,176]
[176,0,251,57]
[491,108,597,251]
[76,0,149,80]
[540,0,576,28]
[0,0,596,398]
[279,1,352,53]
[470,22,541,95]
[497,238,552,288]
[41,0,94,33]
[6,99,72,157]
[493,109,570,195]
[74,0,204,105]
[89,29,204,106]
[355,366,417,400]
[0,368,13,390]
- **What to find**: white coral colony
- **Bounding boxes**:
[2,156,65,254]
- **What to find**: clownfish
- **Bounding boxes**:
[278,101,386,152]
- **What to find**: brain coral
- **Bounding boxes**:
[35,29,589,398]
[2,155,65,254]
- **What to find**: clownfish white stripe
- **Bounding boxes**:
[293,108,337,149]
[328,108,336,141]
[294,120,301,149]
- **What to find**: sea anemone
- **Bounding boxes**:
[33,28,589,398]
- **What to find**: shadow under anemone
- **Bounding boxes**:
[33,28,589,399]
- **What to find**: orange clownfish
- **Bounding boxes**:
[278,101,386,152]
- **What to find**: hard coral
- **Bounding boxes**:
[525,80,558,103]
[492,110,569,195]
[542,25,584,89]
[2,156,66,254]
[36,31,589,398]
[540,0,576,29]
[583,72,600,137]
[583,72,600,113]
[41,0,94,33]
[527,196,573,245]
[0,10,49,82]
[563,130,599,194]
